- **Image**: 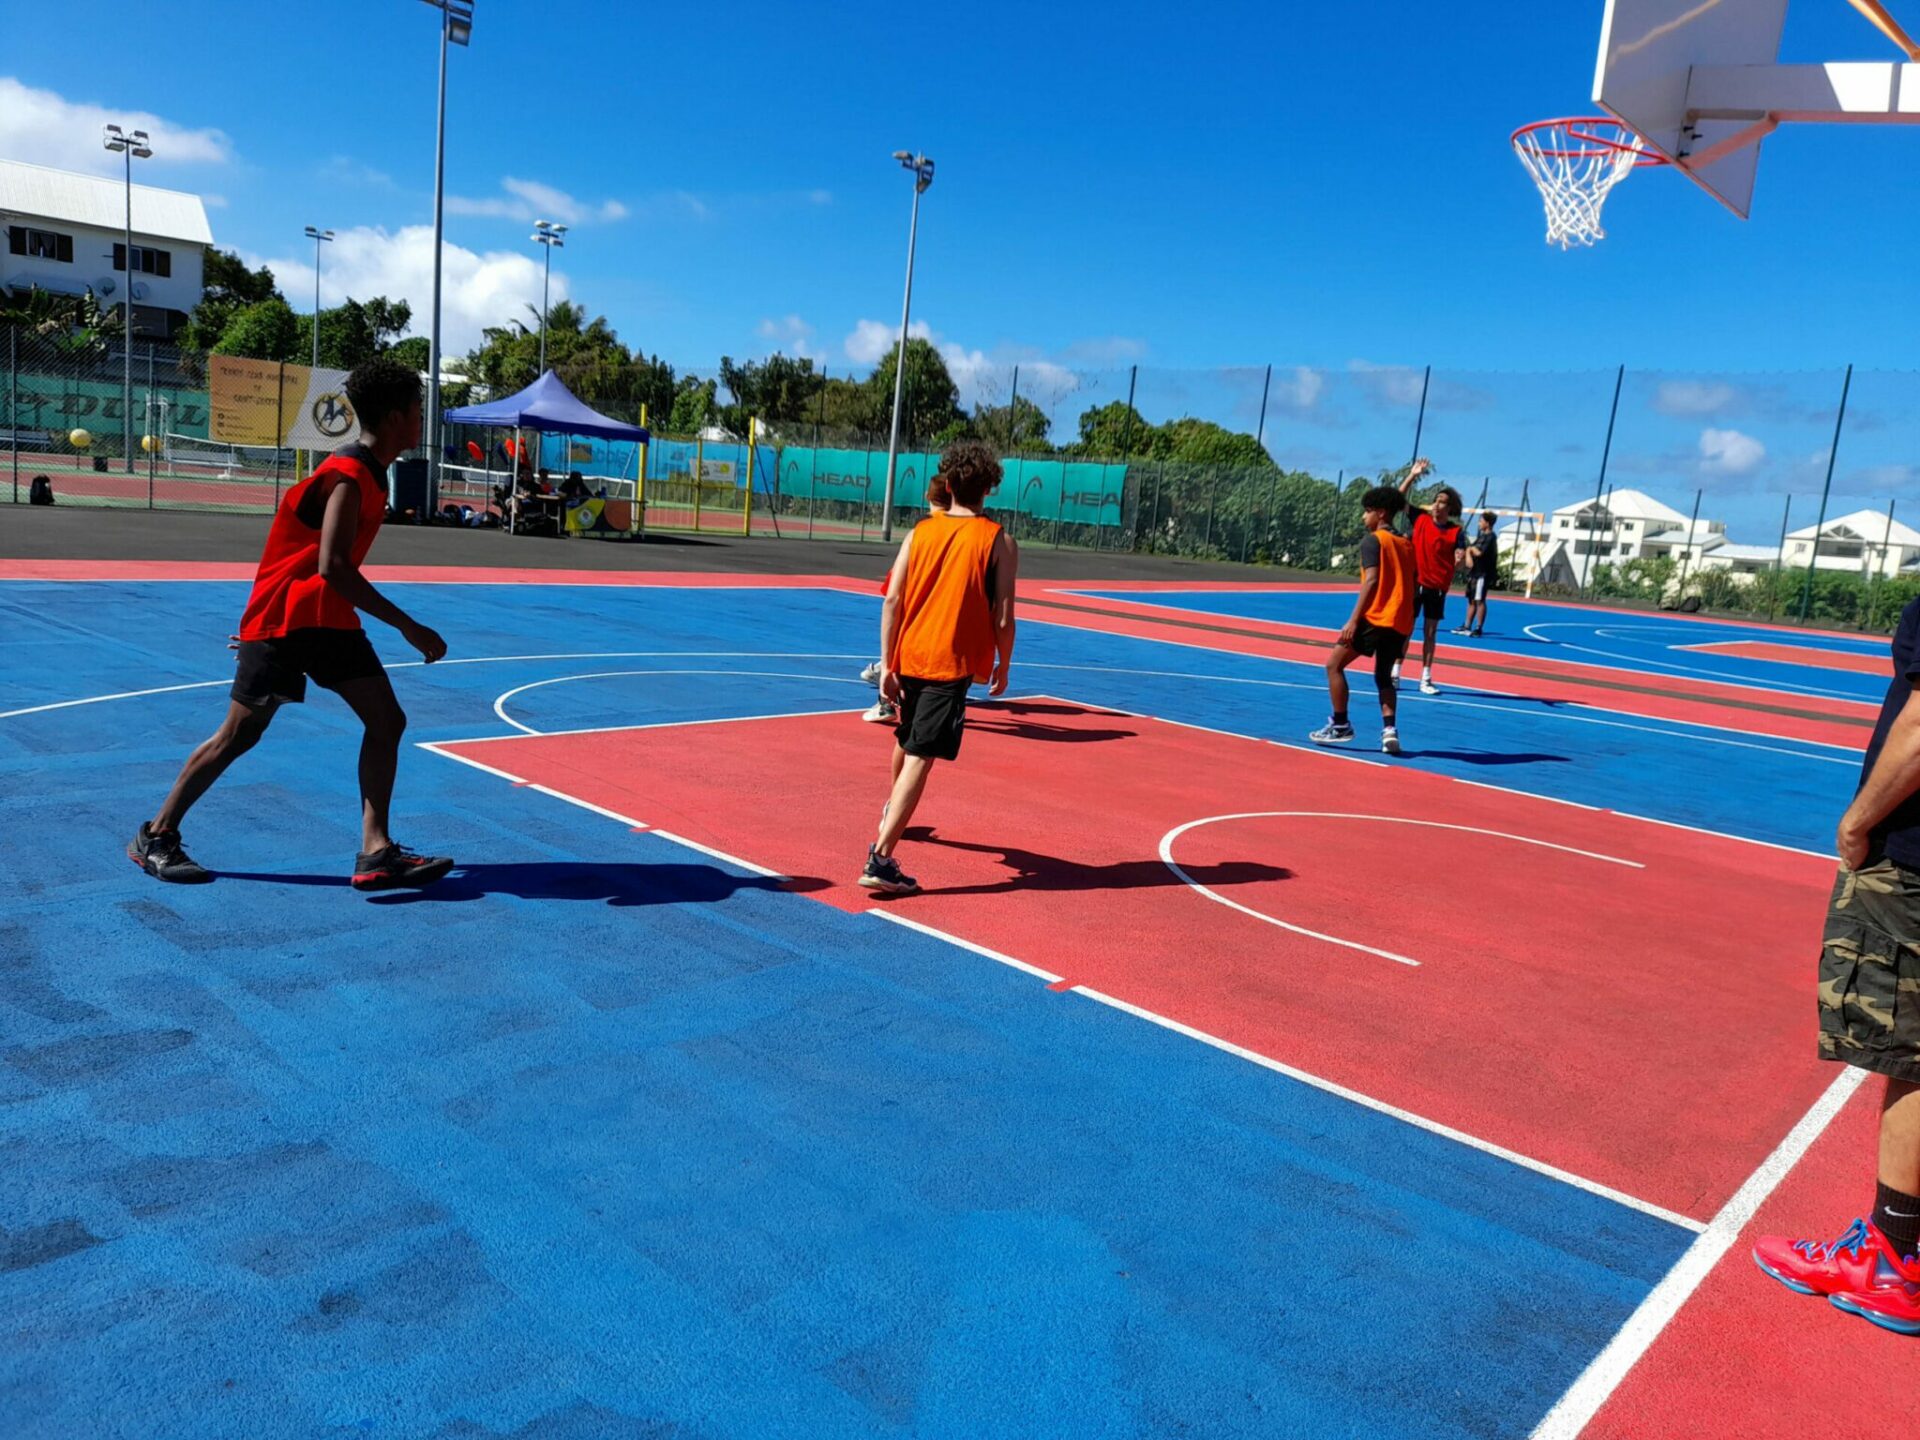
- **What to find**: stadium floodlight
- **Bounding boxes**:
[103,124,153,475]
[421,1,475,510]
[303,227,334,373]
[531,219,567,376]
[879,151,935,543]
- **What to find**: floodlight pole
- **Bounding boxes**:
[304,226,334,373]
[533,219,566,376]
[423,1,473,512]
[103,124,151,473]
[880,151,934,544]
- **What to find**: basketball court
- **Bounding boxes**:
[7,3,1920,1438]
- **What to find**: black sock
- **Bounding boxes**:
[1874,1181,1920,1257]
[1331,710,1349,727]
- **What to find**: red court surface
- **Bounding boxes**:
[1680,639,1890,675]
[435,697,1840,1224]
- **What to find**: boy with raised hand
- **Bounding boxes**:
[1395,458,1467,694]
[861,442,1017,895]
[128,356,454,892]
[1311,486,1416,755]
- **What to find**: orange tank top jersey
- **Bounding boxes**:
[1361,528,1417,636]
[238,446,388,641]
[891,512,1002,683]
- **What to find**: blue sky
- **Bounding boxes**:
[3,0,1915,537]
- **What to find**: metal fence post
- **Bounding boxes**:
[1768,495,1793,622]
[1799,364,1853,623]
[1407,363,1431,469]
[8,325,17,504]
[1326,469,1343,568]
[1676,487,1702,599]
[1580,364,1625,599]
[1866,497,1896,629]
[273,361,287,508]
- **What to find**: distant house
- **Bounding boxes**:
[0,158,214,341]
[1547,488,1694,563]
[1782,509,1920,578]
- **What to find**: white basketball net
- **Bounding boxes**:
[1513,120,1650,249]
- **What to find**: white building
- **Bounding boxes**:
[0,159,214,340]
[1547,488,1694,563]
[1782,508,1920,579]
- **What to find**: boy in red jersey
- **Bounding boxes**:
[861,443,1017,894]
[128,357,453,891]
[1395,458,1466,695]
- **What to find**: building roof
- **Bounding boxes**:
[1550,488,1690,526]
[1712,543,1778,562]
[1787,507,1920,546]
[0,159,214,246]
[1642,521,1724,547]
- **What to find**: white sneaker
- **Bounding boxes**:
[1381,726,1402,755]
[1419,679,1440,696]
[861,700,896,724]
[859,661,883,685]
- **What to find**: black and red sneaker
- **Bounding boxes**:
[127,823,212,884]
[351,842,454,892]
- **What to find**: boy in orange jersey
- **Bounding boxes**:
[861,473,953,723]
[861,442,1018,894]
[1310,486,1416,755]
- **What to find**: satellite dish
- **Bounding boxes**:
[131,282,147,301]
[95,277,115,296]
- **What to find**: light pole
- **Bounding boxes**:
[102,124,152,474]
[531,219,566,376]
[421,0,474,509]
[879,150,934,543]
[303,226,334,373]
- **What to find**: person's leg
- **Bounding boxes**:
[1375,644,1400,728]
[332,672,408,855]
[1422,613,1439,672]
[1876,1079,1920,1254]
[151,699,277,832]
[875,752,936,856]
[1324,642,1357,718]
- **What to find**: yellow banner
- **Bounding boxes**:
[209,356,309,446]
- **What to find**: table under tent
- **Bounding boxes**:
[441,370,651,537]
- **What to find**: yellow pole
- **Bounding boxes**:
[693,433,704,531]
[742,417,756,536]
[636,403,647,537]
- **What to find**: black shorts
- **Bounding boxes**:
[232,627,383,709]
[1413,586,1449,622]
[1349,620,1409,664]
[894,675,973,762]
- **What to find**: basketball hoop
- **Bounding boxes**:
[1512,117,1667,249]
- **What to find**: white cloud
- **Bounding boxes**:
[843,318,1086,412]
[1698,427,1766,477]
[1348,360,1429,407]
[446,175,628,225]
[202,194,229,209]
[251,225,556,357]
[0,76,233,176]
[1269,366,1324,414]
[1654,380,1740,417]
[756,314,815,357]
[845,317,930,366]
[320,155,397,190]
[1061,335,1148,366]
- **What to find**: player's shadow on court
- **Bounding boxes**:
[904,830,1290,897]
[1401,749,1570,766]
[216,863,831,907]
[966,700,1137,744]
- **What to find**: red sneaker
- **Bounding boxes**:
[1831,1281,1920,1336]
[1752,1218,1920,1298]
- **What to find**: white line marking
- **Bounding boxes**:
[448,703,868,744]
[1157,812,1642,969]
[1067,984,1705,1232]
[415,741,526,785]
[1528,1065,1868,1439]
[1600,808,1834,861]
[0,650,870,721]
[867,909,1067,984]
[647,828,789,880]
[524,785,649,830]
[492,669,868,735]
[1521,622,1864,705]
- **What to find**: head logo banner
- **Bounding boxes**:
[209,357,355,448]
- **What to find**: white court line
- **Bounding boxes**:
[649,829,789,880]
[1529,1065,1869,1439]
[1521,622,1864,705]
[443,704,866,744]
[525,785,650,830]
[868,909,1067,984]
[1158,813,1643,970]
[492,669,869,735]
[416,742,527,785]
[0,649,870,722]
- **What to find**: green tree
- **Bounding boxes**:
[718,353,825,433]
[865,337,962,447]
[180,249,282,352]
[293,296,414,370]
[667,376,717,434]
[387,335,430,372]
[1069,401,1158,459]
[211,297,301,361]
[972,395,1053,454]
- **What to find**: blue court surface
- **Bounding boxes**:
[0,577,1854,1438]
[1072,587,1891,706]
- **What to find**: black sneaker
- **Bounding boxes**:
[351,842,454,892]
[859,845,919,895]
[127,822,212,884]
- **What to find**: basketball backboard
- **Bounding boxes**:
[1593,0,1790,219]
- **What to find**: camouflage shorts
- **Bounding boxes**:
[1818,858,1920,1083]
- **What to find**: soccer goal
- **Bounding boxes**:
[1483,508,1549,598]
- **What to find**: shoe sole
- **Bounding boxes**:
[127,845,212,884]
[1382,738,1402,755]
[1752,1252,1825,1296]
[352,858,455,892]
[1310,735,1354,747]
[1830,1291,1920,1334]
[858,875,919,895]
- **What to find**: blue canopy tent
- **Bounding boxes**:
[443,370,649,535]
